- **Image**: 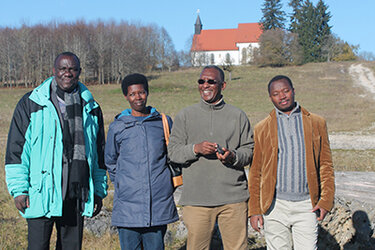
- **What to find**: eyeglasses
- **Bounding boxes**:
[197,79,219,85]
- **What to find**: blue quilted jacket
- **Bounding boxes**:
[105,107,178,227]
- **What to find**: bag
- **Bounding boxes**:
[161,113,183,188]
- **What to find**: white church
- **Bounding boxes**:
[190,14,262,66]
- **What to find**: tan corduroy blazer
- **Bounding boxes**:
[249,106,335,216]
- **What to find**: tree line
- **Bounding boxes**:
[0,20,182,87]
[255,0,360,67]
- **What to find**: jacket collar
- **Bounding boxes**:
[275,102,301,117]
[269,104,311,149]
[116,106,159,122]
[270,104,310,119]
[29,77,98,112]
[199,97,225,111]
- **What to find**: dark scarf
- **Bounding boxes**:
[52,80,89,209]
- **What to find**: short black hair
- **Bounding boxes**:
[54,52,80,69]
[202,65,225,82]
[121,73,149,96]
[268,75,294,94]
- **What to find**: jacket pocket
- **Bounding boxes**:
[29,171,48,192]
[26,172,50,217]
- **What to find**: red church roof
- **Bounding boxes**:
[191,23,262,52]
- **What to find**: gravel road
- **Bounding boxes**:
[174,170,375,207]
[335,171,375,205]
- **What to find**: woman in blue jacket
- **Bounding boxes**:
[105,73,178,250]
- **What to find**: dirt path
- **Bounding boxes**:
[335,171,375,203]
[330,64,375,212]
[349,64,375,96]
[329,64,375,150]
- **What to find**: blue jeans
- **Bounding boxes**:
[118,225,167,250]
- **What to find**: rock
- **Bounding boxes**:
[83,197,375,249]
[319,198,353,249]
[175,219,188,241]
[318,197,375,249]
[84,207,117,236]
[164,229,174,246]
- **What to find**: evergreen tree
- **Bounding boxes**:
[292,0,332,63]
[260,0,286,31]
[315,0,332,60]
[289,0,302,32]
[297,1,317,62]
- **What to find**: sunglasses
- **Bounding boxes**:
[197,79,219,85]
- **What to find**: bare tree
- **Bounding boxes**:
[159,27,178,71]
[254,28,302,67]
[0,19,178,87]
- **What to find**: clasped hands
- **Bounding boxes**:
[194,141,235,165]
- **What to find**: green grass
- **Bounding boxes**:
[1,61,375,248]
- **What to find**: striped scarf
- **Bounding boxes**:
[51,80,89,205]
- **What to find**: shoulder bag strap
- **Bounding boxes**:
[161,113,170,145]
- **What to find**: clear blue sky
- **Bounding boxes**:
[1,0,374,55]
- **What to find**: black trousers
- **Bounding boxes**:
[26,199,84,250]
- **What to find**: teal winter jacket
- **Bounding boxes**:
[5,77,108,218]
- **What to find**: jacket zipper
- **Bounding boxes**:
[139,118,153,226]
[144,123,152,226]
[210,105,214,136]
[51,119,57,203]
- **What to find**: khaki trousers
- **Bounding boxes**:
[263,198,318,250]
[183,201,248,250]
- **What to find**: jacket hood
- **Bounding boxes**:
[115,106,159,122]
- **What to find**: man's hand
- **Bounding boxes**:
[14,195,29,214]
[194,141,217,155]
[216,146,236,165]
[250,215,264,232]
[92,195,102,217]
[311,205,328,221]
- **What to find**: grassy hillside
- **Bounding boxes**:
[1,61,375,249]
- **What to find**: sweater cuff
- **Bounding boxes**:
[192,144,198,156]
[13,190,29,198]
[232,151,238,165]
[229,150,239,167]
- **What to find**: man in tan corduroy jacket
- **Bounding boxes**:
[249,75,335,250]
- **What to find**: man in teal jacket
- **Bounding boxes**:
[5,52,107,249]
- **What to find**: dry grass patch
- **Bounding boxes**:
[332,149,375,172]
